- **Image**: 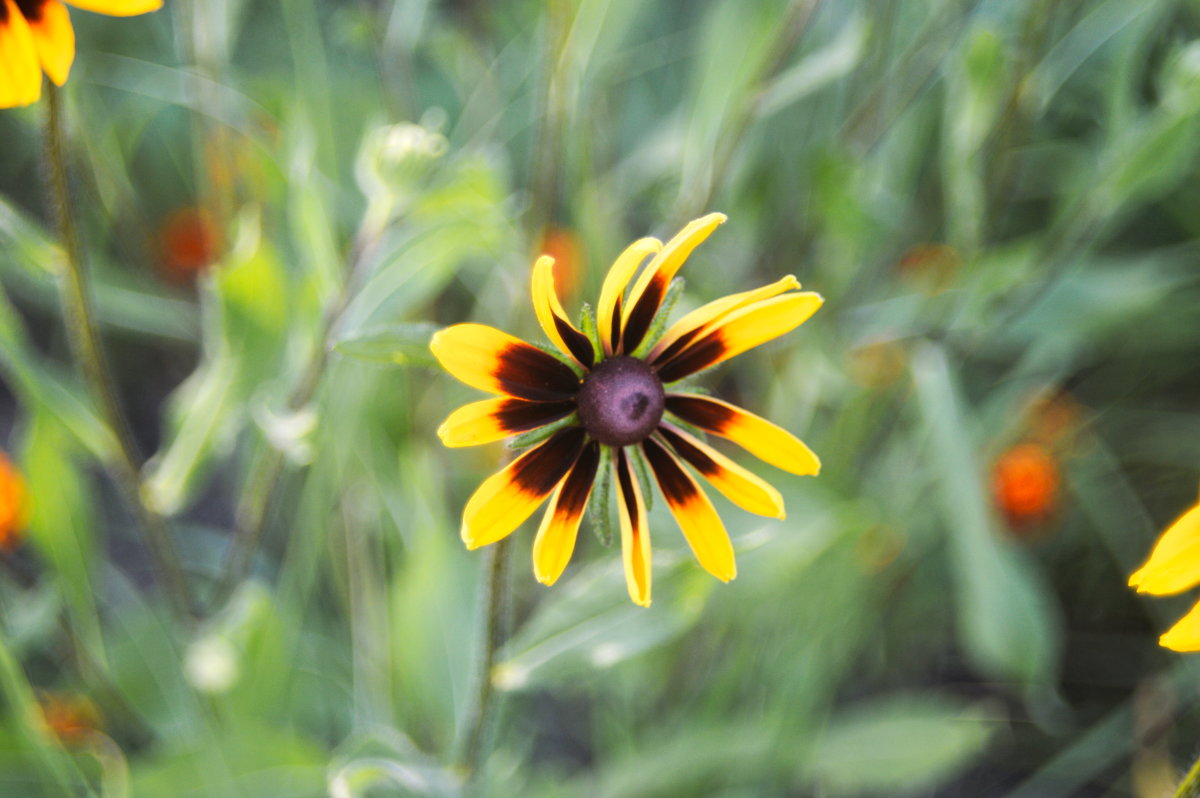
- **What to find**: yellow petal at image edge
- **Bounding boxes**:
[0,2,43,108]
[1128,503,1200,596]
[27,0,73,86]
[65,0,161,16]
[1158,598,1200,652]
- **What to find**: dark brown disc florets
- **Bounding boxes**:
[577,356,665,446]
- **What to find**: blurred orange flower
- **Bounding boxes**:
[0,0,161,108]
[535,226,585,301]
[896,243,961,293]
[0,451,27,550]
[157,207,222,282]
[992,443,1059,526]
[1025,390,1083,446]
[38,692,100,746]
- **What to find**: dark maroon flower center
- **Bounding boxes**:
[577,356,664,447]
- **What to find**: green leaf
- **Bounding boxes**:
[912,344,1061,689]
[805,694,996,796]
[494,557,705,691]
[332,322,441,367]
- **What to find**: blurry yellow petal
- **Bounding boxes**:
[26,0,73,86]
[437,397,574,447]
[430,323,580,401]
[0,2,43,108]
[596,236,661,356]
[656,292,824,383]
[665,394,820,475]
[621,213,726,353]
[531,255,593,367]
[642,438,735,582]
[615,449,652,606]
[1158,599,1200,652]
[650,274,801,363]
[658,425,784,519]
[532,442,599,585]
[64,0,160,16]
[1129,503,1200,595]
[460,429,584,549]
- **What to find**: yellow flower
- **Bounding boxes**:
[1130,502,1200,651]
[0,0,161,108]
[431,213,822,606]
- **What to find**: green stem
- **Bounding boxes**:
[1176,752,1200,798]
[208,291,340,610]
[459,537,512,788]
[43,85,193,619]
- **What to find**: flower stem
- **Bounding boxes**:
[1176,752,1200,798]
[43,84,193,619]
[459,537,512,787]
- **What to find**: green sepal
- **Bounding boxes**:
[629,277,684,359]
[629,444,655,513]
[588,445,615,547]
[506,413,580,450]
[578,302,603,363]
[532,340,586,378]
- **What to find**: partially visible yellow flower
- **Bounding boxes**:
[0,0,161,108]
[0,451,26,550]
[432,213,822,606]
[1130,501,1200,651]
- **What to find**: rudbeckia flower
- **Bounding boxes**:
[1130,501,1200,651]
[0,0,160,108]
[431,213,822,606]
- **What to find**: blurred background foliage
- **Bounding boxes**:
[0,0,1199,795]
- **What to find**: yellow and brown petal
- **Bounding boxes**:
[433,213,820,605]
[0,0,160,109]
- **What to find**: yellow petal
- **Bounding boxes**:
[664,394,819,475]
[64,0,161,16]
[642,438,735,582]
[0,2,43,108]
[460,429,584,549]
[437,397,574,447]
[596,237,661,356]
[656,292,824,383]
[531,255,593,367]
[649,275,801,363]
[1158,599,1200,652]
[1129,503,1200,595]
[532,442,599,585]
[615,449,652,606]
[620,213,726,353]
[26,0,73,86]
[430,323,580,401]
[657,425,785,519]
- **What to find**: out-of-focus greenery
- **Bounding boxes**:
[1,0,1200,795]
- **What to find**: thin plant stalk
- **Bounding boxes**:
[43,85,193,619]
[459,537,512,787]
